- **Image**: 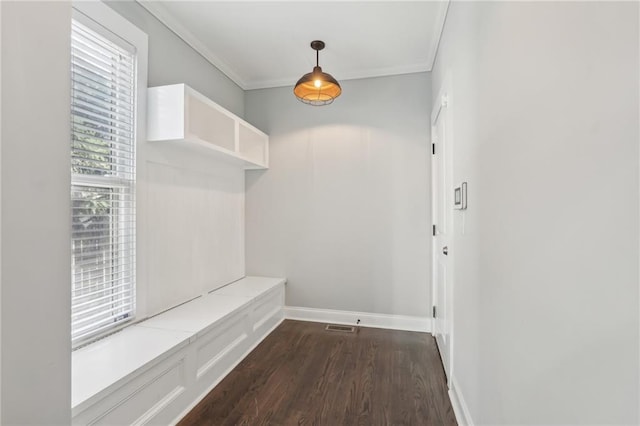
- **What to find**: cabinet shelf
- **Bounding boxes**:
[147,84,268,169]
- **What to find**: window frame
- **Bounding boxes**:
[71,1,148,348]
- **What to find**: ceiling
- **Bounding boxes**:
[138,1,449,90]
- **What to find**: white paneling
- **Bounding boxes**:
[72,277,285,425]
[432,2,639,424]
[72,326,191,413]
[0,2,71,423]
[245,73,431,318]
[93,357,186,426]
[73,348,189,426]
[251,290,284,333]
[146,161,244,316]
[195,312,248,379]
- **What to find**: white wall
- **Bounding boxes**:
[245,73,431,318]
[105,0,244,118]
[102,1,248,316]
[1,1,72,423]
[142,148,245,316]
[432,2,639,424]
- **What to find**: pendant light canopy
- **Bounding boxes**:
[294,40,342,106]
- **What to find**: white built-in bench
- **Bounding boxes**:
[72,276,286,425]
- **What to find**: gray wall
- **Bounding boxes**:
[105,0,244,118]
[1,1,71,423]
[244,73,431,318]
[432,1,639,424]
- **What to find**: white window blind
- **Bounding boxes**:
[71,19,136,348]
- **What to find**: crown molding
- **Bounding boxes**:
[244,63,431,90]
[136,0,249,90]
[136,0,449,92]
[428,0,450,70]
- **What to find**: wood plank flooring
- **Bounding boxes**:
[179,320,457,426]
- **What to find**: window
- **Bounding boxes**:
[70,7,146,348]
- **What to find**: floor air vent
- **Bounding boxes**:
[325,324,356,333]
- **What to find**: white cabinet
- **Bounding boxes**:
[147,84,268,169]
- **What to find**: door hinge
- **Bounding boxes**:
[432,143,435,155]
[432,224,436,236]
[432,305,437,318]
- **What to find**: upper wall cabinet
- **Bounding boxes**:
[147,84,268,169]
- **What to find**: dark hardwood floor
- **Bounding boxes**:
[179,320,457,426]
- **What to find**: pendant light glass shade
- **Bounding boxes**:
[294,41,342,106]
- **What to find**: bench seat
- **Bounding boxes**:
[72,276,286,425]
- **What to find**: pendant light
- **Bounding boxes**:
[293,40,342,106]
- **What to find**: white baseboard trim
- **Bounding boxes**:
[449,376,474,426]
[284,306,431,333]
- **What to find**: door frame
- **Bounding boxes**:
[431,77,454,388]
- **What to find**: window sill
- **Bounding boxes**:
[71,276,286,418]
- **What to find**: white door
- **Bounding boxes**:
[431,92,453,385]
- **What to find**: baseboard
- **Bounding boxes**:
[284,306,431,333]
[449,376,474,426]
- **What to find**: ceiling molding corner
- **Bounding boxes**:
[136,0,248,90]
[427,0,451,71]
[244,78,295,91]
[245,64,431,91]
[336,64,431,85]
